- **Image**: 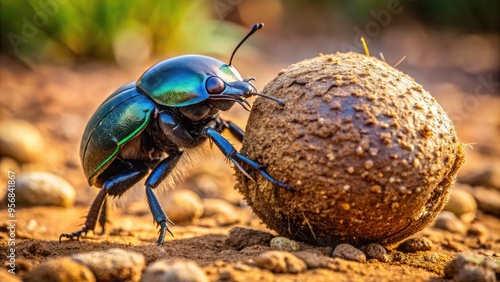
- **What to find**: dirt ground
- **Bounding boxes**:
[0,28,499,281]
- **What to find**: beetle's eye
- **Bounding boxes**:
[206,76,226,94]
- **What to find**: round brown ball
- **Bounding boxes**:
[236,52,464,246]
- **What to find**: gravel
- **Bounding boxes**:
[225,227,273,250]
[72,248,145,282]
[332,244,366,263]
[270,237,300,252]
[255,251,307,274]
[141,258,209,282]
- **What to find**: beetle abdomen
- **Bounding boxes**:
[80,84,155,185]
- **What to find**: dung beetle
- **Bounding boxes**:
[60,23,294,245]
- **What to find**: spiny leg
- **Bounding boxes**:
[202,127,295,192]
[144,150,184,245]
[97,198,108,235]
[60,162,148,242]
[59,187,107,242]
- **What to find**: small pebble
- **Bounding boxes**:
[363,243,389,262]
[72,248,145,282]
[468,222,489,237]
[293,251,330,269]
[141,258,209,282]
[456,265,496,282]
[0,119,45,163]
[332,244,366,263]
[15,172,76,208]
[255,251,307,274]
[24,257,95,282]
[162,189,204,224]
[201,198,239,226]
[434,211,467,234]
[444,188,477,223]
[225,227,273,250]
[270,237,300,252]
[399,237,433,253]
[460,163,500,190]
[444,253,496,279]
[470,186,500,217]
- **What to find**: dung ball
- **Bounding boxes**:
[236,52,464,246]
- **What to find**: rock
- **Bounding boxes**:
[444,253,497,279]
[15,172,76,207]
[0,119,44,163]
[399,237,433,253]
[255,251,307,274]
[24,257,95,282]
[456,265,496,282]
[444,188,477,223]
[201,198,239,226]
[363,243,390,262]
[293,251,331,269]
[270,237,300,252]
[162,189,204,224]
[468,222,489,237]
[434,211,467,234]
[225,227,273,250]
[332,244,366,263]
[72,248,145,282]
[141,258,208,282]
[460,162,500,190]
[470,186,500,217]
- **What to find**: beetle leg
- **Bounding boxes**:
[60,163,148,242]
[144,150,184,245]
[202,127,295,192]
[218,118,245,142]
[97,198,108,235]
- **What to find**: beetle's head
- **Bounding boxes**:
[206,63,284,112]
[206,23,285,111]
[136,23,284,114]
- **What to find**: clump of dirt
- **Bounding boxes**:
[237,52,465,246]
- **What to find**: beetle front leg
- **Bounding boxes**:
[144,150,184,245]
[202,127,295,192]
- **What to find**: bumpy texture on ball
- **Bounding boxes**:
[236,52,464,246]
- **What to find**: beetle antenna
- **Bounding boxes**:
[252,91,286,106]
[229,23,264,66]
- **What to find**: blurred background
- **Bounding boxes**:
[0,0,499,209]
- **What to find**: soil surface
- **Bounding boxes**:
[0,30,499,282]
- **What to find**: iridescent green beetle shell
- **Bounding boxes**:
[80,84,155,185]
[137,55,242,106]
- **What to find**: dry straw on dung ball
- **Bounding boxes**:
[236,52,464,246]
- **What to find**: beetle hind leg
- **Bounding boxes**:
[97,198,108,235]
[59,161,148,242]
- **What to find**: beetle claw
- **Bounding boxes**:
[59,227,90,243]
[155,220,174,245]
